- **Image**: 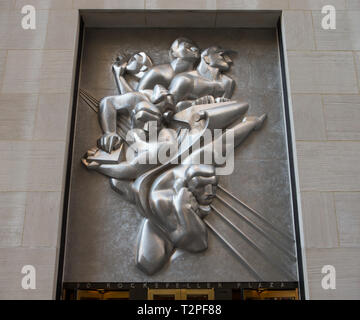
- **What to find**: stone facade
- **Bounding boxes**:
[0,0,359,299]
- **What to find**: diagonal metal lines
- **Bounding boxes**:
[214,194,296,260]
[210,205,294,279]
[218,184,294,242]
[79,88,99,114]
[204,220,262,281]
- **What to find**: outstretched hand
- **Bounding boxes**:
[81,148,100,170]
[112,55,127,77]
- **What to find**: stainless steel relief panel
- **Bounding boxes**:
[63,28,298,282]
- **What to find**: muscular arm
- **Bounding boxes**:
[112,62,135,95]
[95,161,152,181]
[99,93,144,134]
[99,96,124,134]
[117,76,134,94]
[222,75,235,99]
[137,64,174,91]
[94,150,158,180]
[168,75,193,105]
[98,93,145,152]
[171,187,207,252]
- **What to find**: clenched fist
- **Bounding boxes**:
[97,132,122,153]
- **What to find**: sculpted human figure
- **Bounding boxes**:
[136,164,218,275]
[112,38,200,95]
[94,38,200,154]
[112,42,237,116]
[82,85,177,180]
[112,52,153,95]
[133,109,266,274]
[168,46,235,110]
[95,84,175,153]
[137,38,200,91]
[81,37,268,276]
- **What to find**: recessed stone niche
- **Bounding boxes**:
[61,11,301,287]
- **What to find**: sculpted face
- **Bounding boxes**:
[126,52,152,78]
[126,53,142,73]
[188,175,218,206]
[203,46,233,71]
[171,38,200,62]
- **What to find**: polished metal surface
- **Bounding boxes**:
[64,28,298,282]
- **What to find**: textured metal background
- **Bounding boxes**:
[63,28,298,282]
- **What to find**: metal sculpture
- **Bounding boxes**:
[81,38,268,275]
